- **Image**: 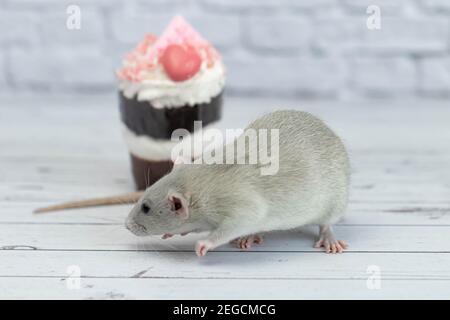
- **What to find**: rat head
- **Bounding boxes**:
[125,171,191,237]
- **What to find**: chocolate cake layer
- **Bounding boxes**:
[130,154,174,190]
[119,92,222,139]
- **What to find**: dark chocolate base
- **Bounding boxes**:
[119,91,223,139]
[130,154,174,190]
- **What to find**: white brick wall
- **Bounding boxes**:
[245,16,312,53]
[351,57,416,97]
[10,48,114,90]
[226,55,344,97]
[420,0,450,12]
[1,0,450,100]
[0,10,39,46]
[40,9,106,46]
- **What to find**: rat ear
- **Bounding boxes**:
[168,191,189,219]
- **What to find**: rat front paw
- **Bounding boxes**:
[195,240,213,257]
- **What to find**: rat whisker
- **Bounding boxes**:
[96,224,124,238]
[144,169,148,189]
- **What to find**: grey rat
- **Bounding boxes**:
[125,110,350,256]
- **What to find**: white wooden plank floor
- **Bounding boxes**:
[1,95,449,299]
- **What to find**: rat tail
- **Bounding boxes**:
[33,191,145,213]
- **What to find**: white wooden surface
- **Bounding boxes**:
[0,95,449,299]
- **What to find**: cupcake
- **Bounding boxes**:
[116,15,226,190]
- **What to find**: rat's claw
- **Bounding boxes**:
[335,240,347,253]
[324,241,331,253]
[253,234,263,244]
[331,243,337,254]
[338,240,348,249]
[314,239,323,248]
[242,237,252,249]
[195,240,213,257]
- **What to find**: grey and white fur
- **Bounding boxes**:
[125,110,350,256]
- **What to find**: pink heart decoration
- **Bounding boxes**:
[160,44,202,82]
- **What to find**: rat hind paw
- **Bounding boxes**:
[314,237,348,254]
[314,225,348,254]
[231,234,263,250]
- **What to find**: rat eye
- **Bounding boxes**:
[141,203,150,214]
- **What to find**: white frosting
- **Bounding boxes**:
[122,123,222,161]
[119,61,226,109]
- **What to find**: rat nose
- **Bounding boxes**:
[125,217,134,231]
[125,216,148,236]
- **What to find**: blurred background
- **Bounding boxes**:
[1,0,449,100]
